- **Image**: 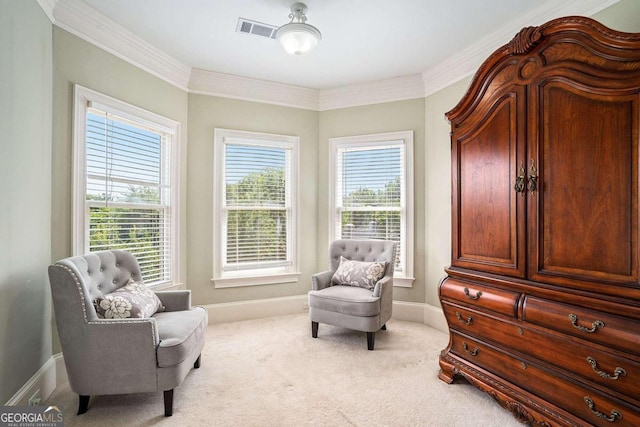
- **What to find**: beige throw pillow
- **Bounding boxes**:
[331,256,387,290]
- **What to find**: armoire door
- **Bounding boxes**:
[528,79,640,298]
[450,86,526,278]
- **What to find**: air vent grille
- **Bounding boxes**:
[236,18,278,39]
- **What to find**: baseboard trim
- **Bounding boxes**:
[423,303,448,334]
[5,354,61,406]
[391,301,427,323]
[392,301,447,333]
[203,295,309,324]
[202,295,446,331]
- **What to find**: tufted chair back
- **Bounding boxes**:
[310,239,397,350]
[329,239,397,277]
[51,250,144,321]
[49,250,208,417]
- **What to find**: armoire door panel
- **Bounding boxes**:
[452,90,526,278]
[441,17,640,427]
[529,82,639,293]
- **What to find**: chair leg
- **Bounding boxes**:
[381,324,387,331]
[367,332,375,351]
[77,395,90,415]
[164,389,174,417]
[194,354,201,369]
[311,321,318,338]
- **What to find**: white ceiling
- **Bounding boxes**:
[79,0,559,90]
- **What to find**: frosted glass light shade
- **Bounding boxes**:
[276,23,321,55]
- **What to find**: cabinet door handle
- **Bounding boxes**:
[587,357,626,380]
[463,287,483,300]
[514,160,526,195]
[584,397,622,422]
[455,312,473,325]
[568,313,604,333]
[462,342,480,356]
[528,158,538,195]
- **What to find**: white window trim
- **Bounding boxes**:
[212,128,300,288]
[72,84,181,287]
[329,130,415,287]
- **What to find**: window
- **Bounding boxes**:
[73,85,180,287]
[329,131,414,287]
[213,129,299,287]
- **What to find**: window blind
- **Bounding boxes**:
[224,142,291,271]
[85,109,172,284]
[336,144,404,272]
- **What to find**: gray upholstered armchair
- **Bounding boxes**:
[48,250,207,417]
[308,239,397,350]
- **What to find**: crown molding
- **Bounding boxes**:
[318,74,425,111]
[53,0,191,91]
[189,69,320,111]
[50,0,619,110]
[422,0,619,97]
[37,0,57,23]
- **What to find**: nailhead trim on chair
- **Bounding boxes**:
[54,264,158,345]
[55,264,91,321]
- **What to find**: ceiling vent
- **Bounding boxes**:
[236,18,278,39]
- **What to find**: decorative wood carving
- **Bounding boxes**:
[439,15,640,427]
[506,26,542,54]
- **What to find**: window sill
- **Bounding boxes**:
[149,281,185,291]
[212,272,301,288]
[393,277,414,288]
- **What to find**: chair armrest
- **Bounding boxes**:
[373,276,393,298]
[155,290,191,311]
[89,317,160,347]
[64,318,160,395]
[311,270,333,291]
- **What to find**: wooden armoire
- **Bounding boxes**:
[438,16,640,427]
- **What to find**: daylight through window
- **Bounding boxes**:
[74,86,179,286]
[213,129,299,287]
[330,131,414,285]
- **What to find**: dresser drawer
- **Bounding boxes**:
[450,332,640,427]
[442,301,520,342]
[523,297,640,355]
[515,325,640,401]
[444,302,640,400]
[440,278,520,317]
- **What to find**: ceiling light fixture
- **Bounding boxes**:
[276,2,321,56]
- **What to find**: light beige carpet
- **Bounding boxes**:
[46,313,523,426]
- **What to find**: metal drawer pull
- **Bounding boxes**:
[455,312,473,325]
[463,287,483,300]
[462,342,480,356]
[568,313,604,333]
[584,397,622,422]
[587,357,626,380]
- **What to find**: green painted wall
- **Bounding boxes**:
[423,77,472,307]
[0,0,52,404]
[51,27,188,352]
[318,99,426,303]
[594,0,640,32]
[187,94,319,304]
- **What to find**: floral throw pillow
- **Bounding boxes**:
[331,256,387,290]
[93,279,164,319]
